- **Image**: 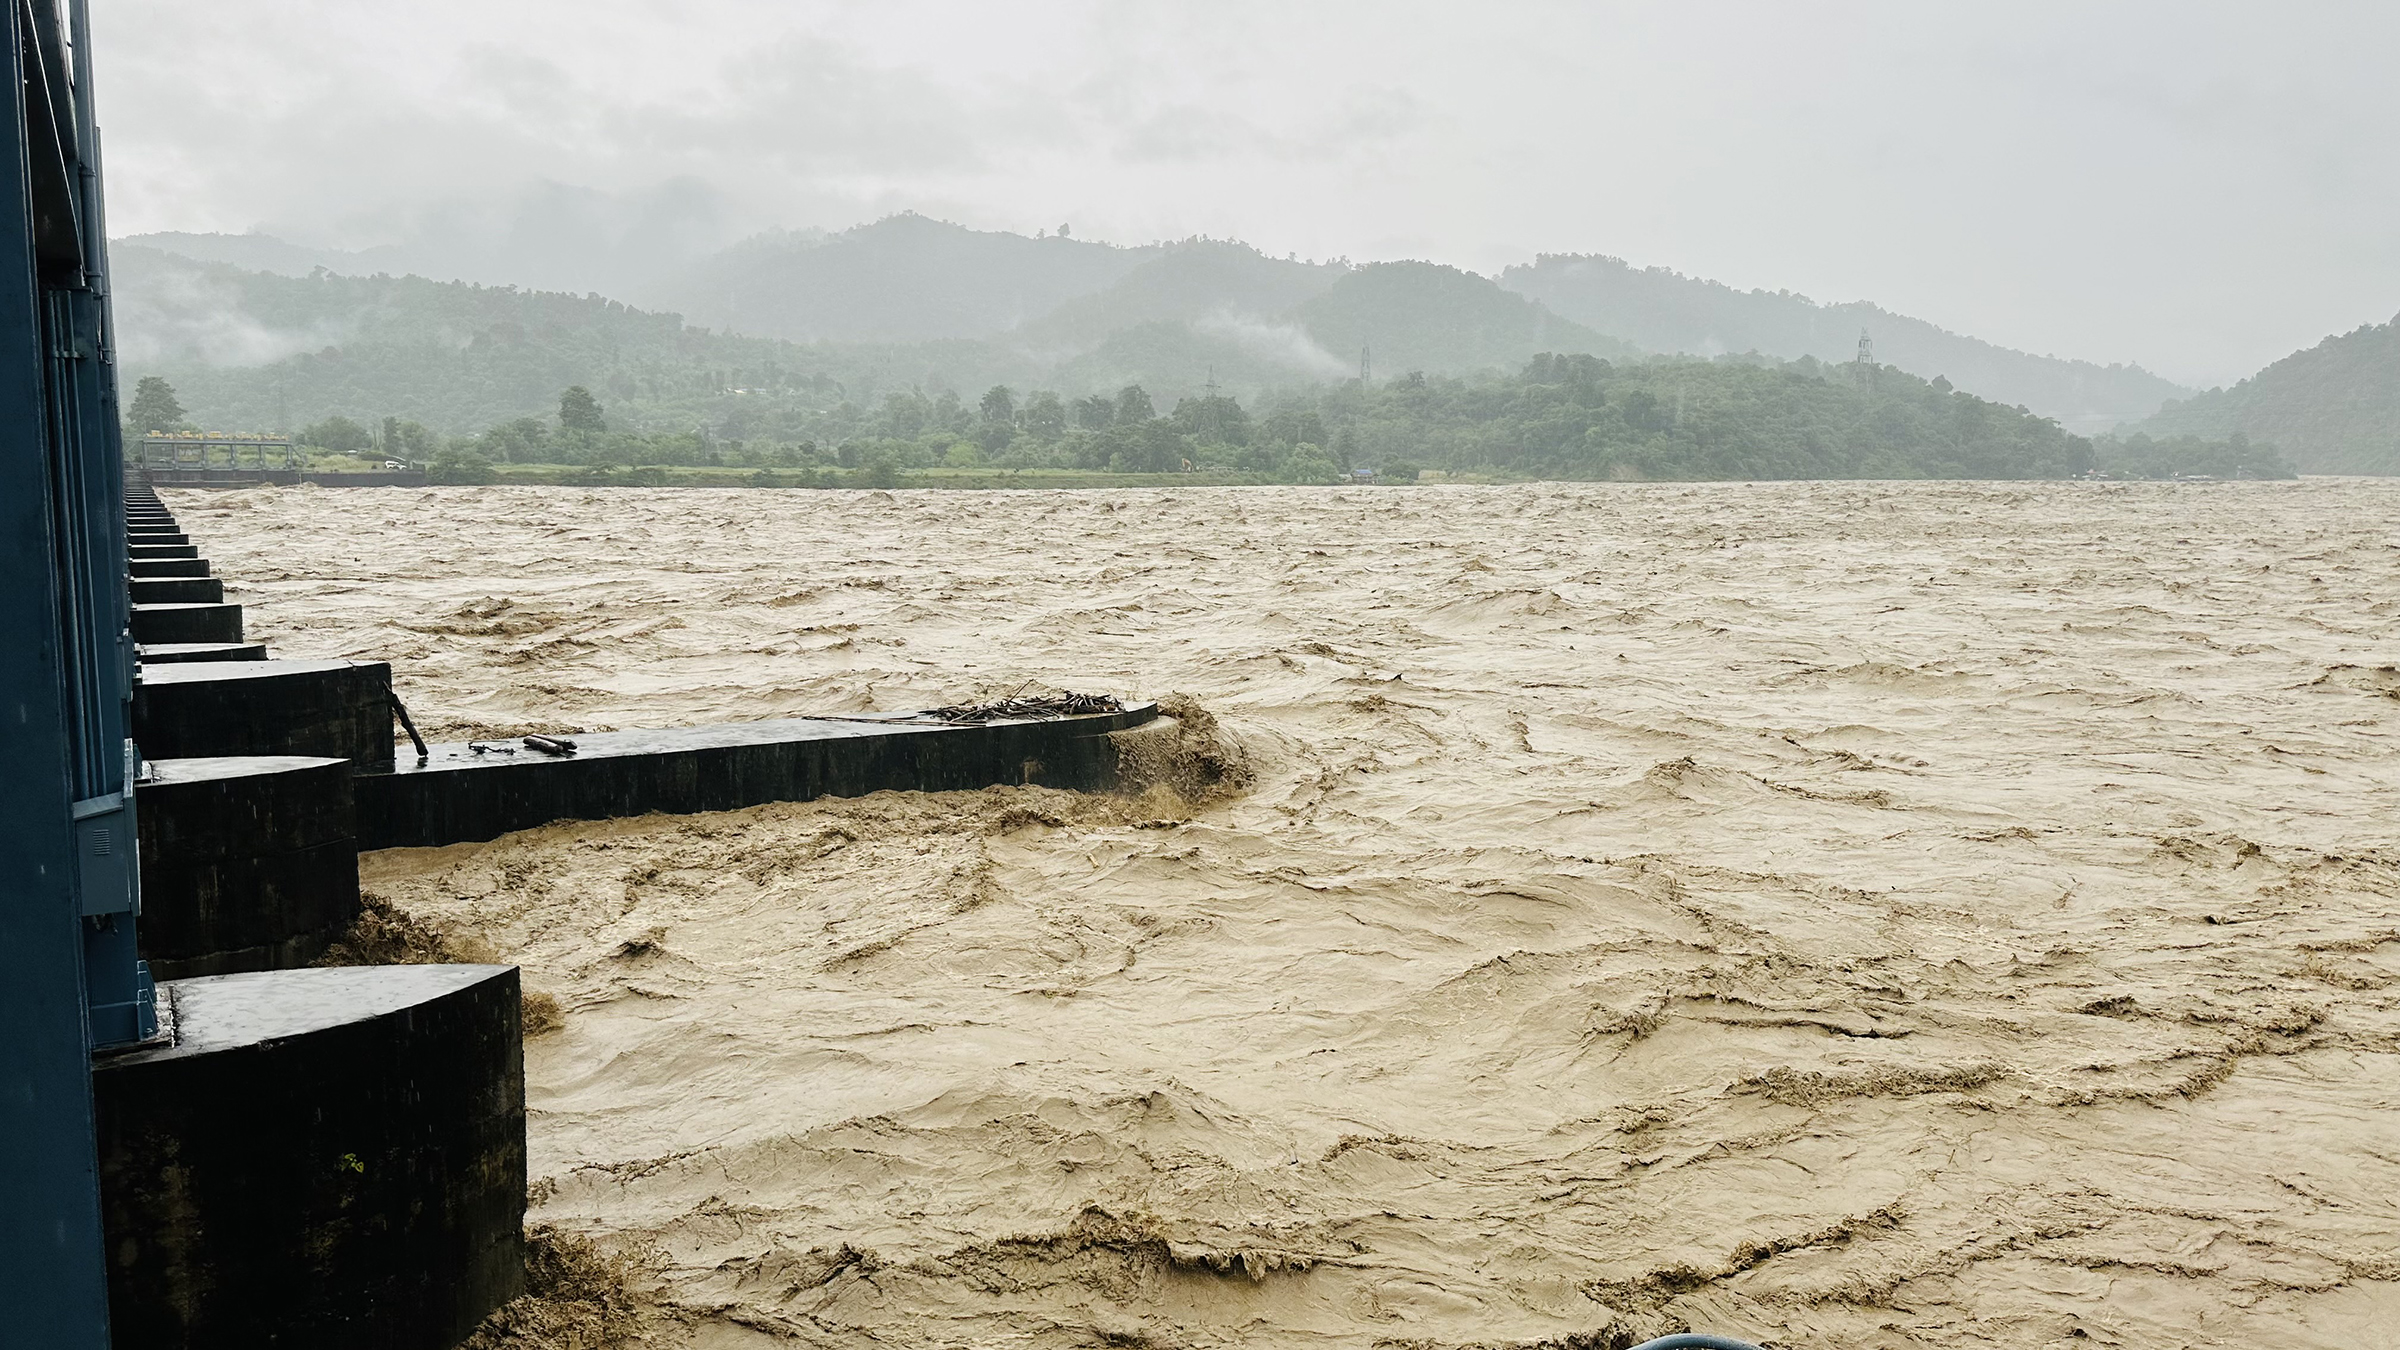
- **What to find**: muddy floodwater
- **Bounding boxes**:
[171,479,2400,1348]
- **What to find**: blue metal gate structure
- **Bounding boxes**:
[1,0,154,1343]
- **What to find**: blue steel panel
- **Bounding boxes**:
[0,0,140,1340]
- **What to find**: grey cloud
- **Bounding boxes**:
[611,37,1005,176]
[86,0,2400,383]
[111,252,352,367]
[1111,85,1421,167]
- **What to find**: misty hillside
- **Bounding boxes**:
[122,230,387,277]
[110,234,1650,434]
[121,214,2201,433]
[111,241,2274,487]
[120,179,760,298]
[1044,322,1347,399]
[1009,240,1345,349]
[109,244,1001,436]
[109,245,1346,435]
[1502,255,2188,432]
[1296,262,1639,376]
[1321,353,2104,482]
[2133,314,2400,474]
[112,212,2260,453]
[661,213,1160,343]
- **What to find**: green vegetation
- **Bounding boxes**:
[1008,238,1342,348]
[1278,353,2100,481]
[115,244,880,440]
[114,217,2317,486]
[1296,263,1637,376]
[119,216,2206,448]
[140,303,2279,487]
[125,375,188,435]
[2134,313,2400,474]
[381,354,2143,486]
[117,216,2197,436]
[558,385,606,433]
[297,414,371,453]
[665,212,1159,344]
[1502,253,2188,431]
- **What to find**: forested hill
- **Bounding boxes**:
[114,234,2273,485]
[1295,263,1637,374]
[122,214,2188,432]
[419,349,2268,488]
[118,221,2289,486]
[1318,354,2111,481]
[661,213,1160,343]
[1502,254,2188,433]
[109,242,1638,435]
[1008,239,1344,347]
[109,244,905,437]
[2133,314,2400,474]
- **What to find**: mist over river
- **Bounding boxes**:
[171,479,2400,1348]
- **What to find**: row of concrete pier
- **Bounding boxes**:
[107,481,1159,1346]
[106,483,525,1349]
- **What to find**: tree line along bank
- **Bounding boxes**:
[127,353,2292,488]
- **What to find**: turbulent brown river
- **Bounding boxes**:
[172,480,2400,1348]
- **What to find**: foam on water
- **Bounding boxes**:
[183,479,2400,1347]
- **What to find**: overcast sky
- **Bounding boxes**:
[90,1,2400,386]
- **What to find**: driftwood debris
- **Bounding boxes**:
[919,691,1124,724]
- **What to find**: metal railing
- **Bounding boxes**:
[135,432,301,471]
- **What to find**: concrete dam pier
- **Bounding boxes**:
[101,480,1156,1344]
[95,965,526,1350]
[95,485,527,1349]
[359,701,1157,849]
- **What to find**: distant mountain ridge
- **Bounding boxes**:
[108,222,1653,426]
[2133,313,2400,474]
[660,213,1159,343]
[1297,261,1639,375]
[115,213,2206,435]
[110,238,2341,490]
[120,230,385,277]
[1007,239,1344,350]
[109,243,855,437]
[1501,254,2188,433]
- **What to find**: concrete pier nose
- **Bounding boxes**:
[139,641,267,664]
[130,600,243,645]
[129,576,225,605]
[135,658,395,768]
[96,964,527,1349]
[136,755,360,979]
[131,556,212,578]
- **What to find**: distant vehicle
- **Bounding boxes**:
[382,459,407,470]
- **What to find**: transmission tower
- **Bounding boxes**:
[1360,342,1372,385]
[1853,328,1875,384]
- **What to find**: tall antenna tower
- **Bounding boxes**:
[1202,365,1222,442]
[1853,328,1874,384]
[1360,342,1372,385]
